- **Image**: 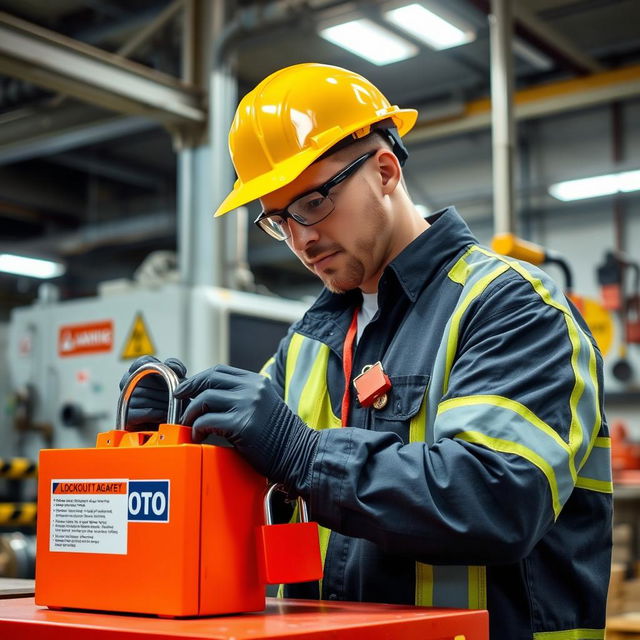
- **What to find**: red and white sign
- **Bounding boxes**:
[58,320,113,357]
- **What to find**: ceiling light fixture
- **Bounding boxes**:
[0,253,66,279]
[549,169,640,201]
[383,2,475,50]
[319,18,418,65]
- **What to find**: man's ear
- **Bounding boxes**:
[376,149,402,196]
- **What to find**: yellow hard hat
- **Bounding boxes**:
[213,63,418,217]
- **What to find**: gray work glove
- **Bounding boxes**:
[119,355,187,430]
[174,365,318,487]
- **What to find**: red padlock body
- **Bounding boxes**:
[353,363,392,407]
[258,522,323,584]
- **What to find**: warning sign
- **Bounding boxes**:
[58,320,113,357]
[120,313,156,360]
[50,479,128,554]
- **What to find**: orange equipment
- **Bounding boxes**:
[35,362,321,617]
[0,596,490,639]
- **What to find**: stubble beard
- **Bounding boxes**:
[322,255,365,294]
[312,193,388,294]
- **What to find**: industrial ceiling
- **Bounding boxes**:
[0,0,638,313]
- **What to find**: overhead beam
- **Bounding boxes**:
[0,11,205,127]
[408,64,640,144]
[0,102,157,165]
[0,212,176,257]
[513,2,604,75]
[467,0,602,75]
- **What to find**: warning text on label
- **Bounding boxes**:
[50,479,128,555]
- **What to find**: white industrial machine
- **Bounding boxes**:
[6,281,307,462]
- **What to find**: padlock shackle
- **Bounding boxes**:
[264,483,309,525]
[116,362,181,430]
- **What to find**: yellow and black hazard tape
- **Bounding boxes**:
[0,503,37,527]
[0,458,37,479]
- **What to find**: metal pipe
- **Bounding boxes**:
[490,0,516,236]
[407,64,640,144]
[0,11,205,126]
[182,0,195,84]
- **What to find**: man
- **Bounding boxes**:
[123,63,611,639]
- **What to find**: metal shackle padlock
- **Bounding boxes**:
[257,484,323,585]
[116,361,182,431]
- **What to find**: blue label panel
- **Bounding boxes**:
[128,480,170,522]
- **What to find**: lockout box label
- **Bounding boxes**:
[128,480,170,522]
[50,479,128,554]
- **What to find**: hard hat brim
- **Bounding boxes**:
[213,108,418,218]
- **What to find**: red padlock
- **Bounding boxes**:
[257,484,323,585]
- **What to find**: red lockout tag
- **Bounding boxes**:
[353,362,392,407]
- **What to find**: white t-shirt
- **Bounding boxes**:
[357,291,379,342]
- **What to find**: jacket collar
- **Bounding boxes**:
[296,206,477,352]
[386,205,477,302]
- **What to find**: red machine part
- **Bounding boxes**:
[611,420,640,475]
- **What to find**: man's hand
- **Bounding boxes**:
[174,364,319,487]
[119,355,187,430]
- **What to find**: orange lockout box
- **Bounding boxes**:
[35,363,267,617]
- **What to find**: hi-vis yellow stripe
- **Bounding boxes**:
[280,333,343,599]
[443,263,510,394]
[409,388,428,443]
[457,431,563,518]
[415,563,433,606]
[575,437,612,493]
[533,628,604,639]
[298,343,342,429]
[438,395,572,458]
[437,395,577,515]
[471,247,601,485]
[259,356,275,379]
[468,566,486,609]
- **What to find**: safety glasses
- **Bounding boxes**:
[254,150,376,241]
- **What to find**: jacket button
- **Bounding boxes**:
[373,393,388,410]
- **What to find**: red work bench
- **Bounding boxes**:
[0,596,488,639]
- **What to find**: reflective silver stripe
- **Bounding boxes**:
[284,334,324,415]
[431,566,470,609]
[425,248,511,444]
[472,246,604,494]
[437,397,575,515]
[576,439,612,493]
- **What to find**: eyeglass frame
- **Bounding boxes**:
[254,150,377,241]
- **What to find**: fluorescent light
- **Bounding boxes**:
[319,18,418,65]
[0,253,65,279]
[384,3,475,50]
[549,170,640,201]
[618,169,640,192]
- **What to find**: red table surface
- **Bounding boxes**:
[0,597,488,639]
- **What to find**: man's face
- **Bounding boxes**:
[259,149,394,293]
